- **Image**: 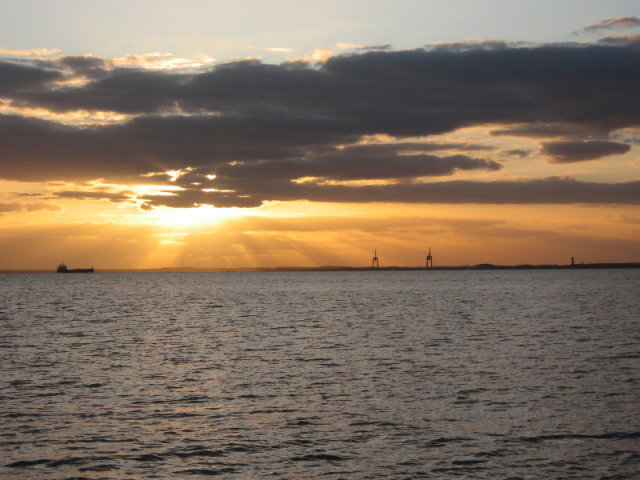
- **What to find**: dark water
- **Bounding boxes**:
[1,269,639,479]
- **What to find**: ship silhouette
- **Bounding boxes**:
[57,263,94,273]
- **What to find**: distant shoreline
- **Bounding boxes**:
[2,263,639,274]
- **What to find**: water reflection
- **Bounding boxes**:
[1,270,639,479]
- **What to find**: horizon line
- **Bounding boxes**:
[2,262,640,274]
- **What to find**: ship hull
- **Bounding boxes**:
[56,264,94,273]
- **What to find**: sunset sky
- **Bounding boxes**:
[1,1,639,269]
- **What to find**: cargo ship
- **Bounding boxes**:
[57,263,94,273]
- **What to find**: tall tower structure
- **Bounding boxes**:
[372,250,379,268]
[426,247,433,268]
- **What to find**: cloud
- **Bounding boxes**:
[0,60,64,96]
[214,144,501,182]
[598,34,640,49]
[491,123,603,139]
[584,17,640,32]
[11,192,48,197]
[110,53,217,70]
[1,43,639,208]
[19,68,189,114]
[0,202,22,213]
[336,43,392,51]
[52,55,108,79]
[23,202,63,212]
[0,48,61,57]
[0,201,61,215]
[6,43,638,133]
[311,47,334,63]
[502,149,531,158]
[53,190,133,202]
[139,178,640,209]
[426,39,509,52]
[0,115,151,181]
[541,140,631,163]
[265,47,294,53]
[139,190,265,209]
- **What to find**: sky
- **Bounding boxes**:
[0,1,639,269]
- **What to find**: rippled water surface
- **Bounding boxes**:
[1,269,639,479]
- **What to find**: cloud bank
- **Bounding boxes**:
[1,42,639,207]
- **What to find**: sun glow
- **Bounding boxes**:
[144,205,245,226]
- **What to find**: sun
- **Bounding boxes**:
[144,205,244,226]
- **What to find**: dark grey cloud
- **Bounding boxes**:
[214,144,501,181]
[426,40,510,52]
[11,192,48,197]
[584,17,640,32]
[362,44,392,51]
[0,113,355,181]
[5,43,640,134]
[348,44,392,51]
[240,177,640,205]
[1,43,640,208]
[139,177,640,209]
[491,123,604,139]
[52,55,108,79]
[541,140,631,163]
[0,60,63,95]
[598,34,640,49]
[19,67,187,114]
[0,115,154,181]
[53,190,133,202]
[502,149,531,158]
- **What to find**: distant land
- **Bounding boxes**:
[2,263,639,274]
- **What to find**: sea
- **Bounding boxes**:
[1,269,639,480]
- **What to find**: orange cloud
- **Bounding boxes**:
[0,48,61,57]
